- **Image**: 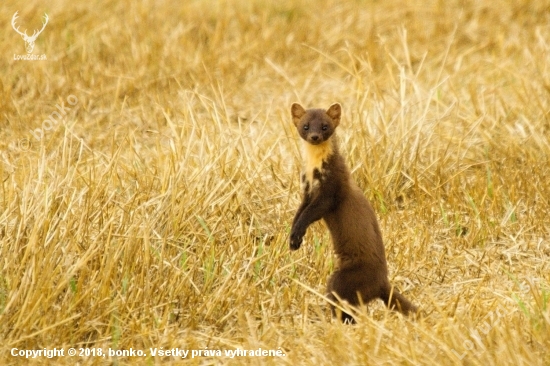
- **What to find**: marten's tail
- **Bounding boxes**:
[381,286,418,316]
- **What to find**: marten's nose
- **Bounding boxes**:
[310,135,320,142]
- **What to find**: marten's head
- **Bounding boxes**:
[291,103,341,145]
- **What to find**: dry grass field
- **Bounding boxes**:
[1,0,550,364]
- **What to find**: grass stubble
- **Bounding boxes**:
[1,0,549,364]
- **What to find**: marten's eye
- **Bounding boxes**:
[303,125,309,131]
[322,125,328,131]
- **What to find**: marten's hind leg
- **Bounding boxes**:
[327,266,381,323]
[327,292,355,323]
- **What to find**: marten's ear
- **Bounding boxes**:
[326,103,341,127]
[291,103,306,126]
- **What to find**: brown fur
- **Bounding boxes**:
[290,103,418,322]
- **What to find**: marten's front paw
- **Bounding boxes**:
[289,231,303,250]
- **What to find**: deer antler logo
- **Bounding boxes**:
[11,11,49,54]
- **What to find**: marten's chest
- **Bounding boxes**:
[302,141,332,194]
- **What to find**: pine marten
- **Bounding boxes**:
[289,103,418,322]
